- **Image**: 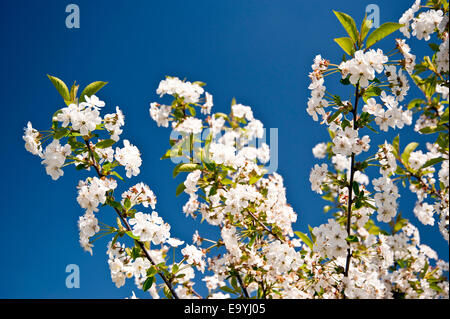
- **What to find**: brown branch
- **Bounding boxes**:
[343,84,360,297]
[83,138,180,299]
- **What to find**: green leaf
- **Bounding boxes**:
[419,125,448,134]
[363,86,382,102]
[360,16,372,42]
[110,171,124,181]
[327,109,343,124]
[177,163,202,173]
[428,43,440,52]
[175,182,186,197]
[407,98,424,110]
[346,235,359,243]
[294,231,313,250]
[47,75,70,101]
[79,81,108,103]
[107,199,122,210]
[334,37,355,56]
[421,157,445,169]
[401,142,419,164]
[333,11,359,44]
[392,135,400,158]
[221,178,233,185]
[220,286,236,294]
[147,266,158,277]
[249,175,261,185]
[352,181,360,196]
[365,22,403,49]
[308,225,316,243]
[125,231,139,240]
[53,128,69,140]
[95,139,115,149]
[124,197,131,210]
[142,276,155,291]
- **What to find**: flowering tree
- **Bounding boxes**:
[23,0,448,299]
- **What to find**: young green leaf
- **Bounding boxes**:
[421,157,445,169]
[95,139,116,149]
[79,81,108,103]
[47,74,70,101]
[360,16,372,42]
[365,22,403,49]
[401,142,419,164]
[294,231,313,250]
[333,11,359,44]
[175,182,186,197]
[334,37,355,56]
[142,276,155,291]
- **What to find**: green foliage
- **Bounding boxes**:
[365,22,403,49]
[47,74,70,101]
[79,81,108,103]
[334,37,355,56]
[333,11,359,44]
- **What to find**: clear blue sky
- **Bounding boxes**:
[0,0,447,298]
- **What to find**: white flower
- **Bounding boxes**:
[411,9,443,41]
[41,139,71,180]
[312,142,327,159]
[184,170,202,195]
[209,116,225,137]
[436,84,449,100]
[409,150,428,170]
[201,92,213,114]
[115,140,142,178]
[183,194,199,217]
[132,257,150,278]
[436,35,449,74]
[312,219,349,259]
[181,244,205,272]
[128,211,171,245]
[23,121,42,157]
[173,117,203,134]
[103,106,125,141]
[156,77,204,104]
[121,182,157,210]
[167,238,185,247]
[363,98,383,117]
[70,105,102,136]
[399,0,421,38]
[208,142,236,167]
[232,104,254,121]
[77,176,117,214]
[309,163,328,194]
[414,202,435,225]
[149,102,172,128]
[338,49,387,88]
[396,39,416,74]
[84,95,105,110]
[221,226,242,258]
[78,212,100,255]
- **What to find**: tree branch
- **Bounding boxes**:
[343,84,360,295]
[83,138,180,299]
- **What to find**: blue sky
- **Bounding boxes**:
[0,0,447,298]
